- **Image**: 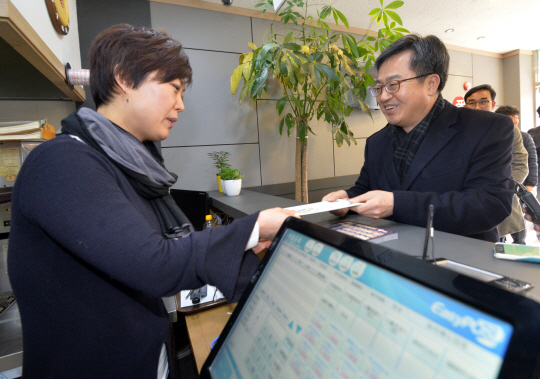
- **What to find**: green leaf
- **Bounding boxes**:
[315,63,338,80]
[284,42,302,52]
[385,10,403,25]
[379,0,383,5]
[250,66,268,98]
[279,116,285,136]
[319,20,331,33]
[384,0,404,9]
[260,43,278,60]
[276,96,288,115]
[394,27,409,33]
[290,14,298,25]
[312,64,321,88]
[283,31,294,44]
[346,36,359,58]
[332,9,339,27]
[368,7,380,15]
[334,9,349,28]
[320,6,332,19]
[254,2,265,7]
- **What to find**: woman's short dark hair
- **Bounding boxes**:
[495,105,519,117]
[375,34,449,92]
[89,24,192,108]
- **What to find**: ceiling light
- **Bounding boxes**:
[445,29,454,33]
[477,36,486,40]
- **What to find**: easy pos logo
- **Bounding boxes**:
[431,302,505,348]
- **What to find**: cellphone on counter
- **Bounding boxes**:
[433,257,533,293]
[494,243,540,264]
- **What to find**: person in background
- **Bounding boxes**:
[8,24,297,379]
[526,106,540,239]
[322,34,514,242]
[495,106,537,244]
[527,105,540,186]
[464,85,528,243]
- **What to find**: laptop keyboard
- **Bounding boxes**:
[0,291,15,316]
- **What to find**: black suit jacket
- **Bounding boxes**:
[347,100,514,242]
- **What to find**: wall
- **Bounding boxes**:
[76,0,152,110]
[148,2,507,199]
[503,53,535,131]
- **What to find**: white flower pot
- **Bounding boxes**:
[223,179,242,196]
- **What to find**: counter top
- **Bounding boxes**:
[210,189,540,301]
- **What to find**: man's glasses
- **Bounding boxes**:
[465,100,493,108]
[369,73,434,97]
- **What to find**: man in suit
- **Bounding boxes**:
[463,85,528,244]
[323,34,514,242]
[494,105,535,244]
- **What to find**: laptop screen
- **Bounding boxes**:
[208,228,514,379]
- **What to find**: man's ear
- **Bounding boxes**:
[427,74,441,95]
[491,101,496,111]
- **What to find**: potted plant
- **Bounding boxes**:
[230,0,407,202]
[218,167,245,196]
[208,151,231,193]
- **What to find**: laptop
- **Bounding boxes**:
[201,218,540,378]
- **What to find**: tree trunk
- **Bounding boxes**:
[295,125,308,203]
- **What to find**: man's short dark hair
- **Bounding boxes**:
[375,34,449,92]
[464,84,496,103]
[495,105,519,117]
[537,105,540,117]
[89,24,192,108]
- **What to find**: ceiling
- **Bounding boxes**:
[201,0,540,54]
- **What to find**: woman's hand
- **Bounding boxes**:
[257,208,299,240]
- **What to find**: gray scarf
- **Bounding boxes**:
[61,108,192,238]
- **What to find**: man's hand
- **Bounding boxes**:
[526,185,534,192]
[257,208,299,240]
[322,190,350,217]
[351,190,394,219]
[523,206,540,233]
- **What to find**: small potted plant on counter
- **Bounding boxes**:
[218,167,244,196]
[208,151,231,193]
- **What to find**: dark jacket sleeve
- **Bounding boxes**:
[522,131,538,187]
[15,140,259,302]
[346,138,372,198]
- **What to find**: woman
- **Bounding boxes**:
[8,24,295,378]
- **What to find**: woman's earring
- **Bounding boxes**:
[125,88,129,103]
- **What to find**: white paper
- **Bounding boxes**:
[285,199,361,216]
[180,285,224,308]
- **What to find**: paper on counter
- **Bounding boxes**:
[494,253,540,263]
[285,199,361,216]
[180,285,224,308]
